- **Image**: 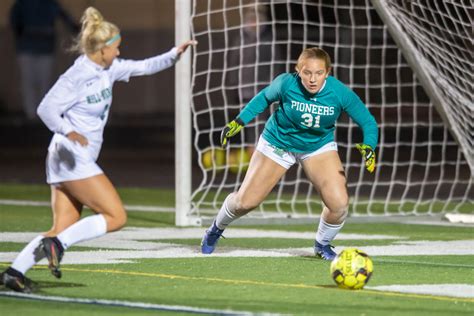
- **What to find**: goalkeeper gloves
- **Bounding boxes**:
[355,143,376,173]
[220,118,244,148]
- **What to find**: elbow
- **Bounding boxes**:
[36,103,45,121]
[36,101,51,125]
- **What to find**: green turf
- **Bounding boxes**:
[0,205,174,231]
[0,184,175,207]
[0,184,473,315]
[2,257,472,315]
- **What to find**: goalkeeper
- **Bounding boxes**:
[201,47,378,260]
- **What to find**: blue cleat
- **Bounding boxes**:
[201,222,224,254]
[314,241,337,260]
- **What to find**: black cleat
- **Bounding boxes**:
[2,268,35,293]
[41,237,64,279]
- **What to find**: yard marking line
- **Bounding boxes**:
[0,292,255,316]
[39,266,474,303]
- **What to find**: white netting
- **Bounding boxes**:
[189,0,473,219]
[374,0,473,173]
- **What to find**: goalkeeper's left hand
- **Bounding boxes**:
[220,118,244,148]
[355,143,376,173]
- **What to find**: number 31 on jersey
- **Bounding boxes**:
[301,113,321,128]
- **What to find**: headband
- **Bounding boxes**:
[106,33,121,46]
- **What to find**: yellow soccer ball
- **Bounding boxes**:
[201,148,225,170]
[330,248,373,290]
[228,148,251,174]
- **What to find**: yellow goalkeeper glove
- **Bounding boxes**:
[220,118,244,148]
[356,143,376,173]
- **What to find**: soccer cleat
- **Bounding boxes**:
[41,237,64,279]
[201,222,224,254]
[2,267,35,293]
[314,241,337,261]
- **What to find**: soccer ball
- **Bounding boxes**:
[330,248,373,290]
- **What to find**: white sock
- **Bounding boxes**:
[316,219,344,245]
[11,235,44,275]
[214,197,239,230]
[57,214,107,250]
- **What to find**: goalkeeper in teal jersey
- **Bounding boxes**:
[201,47,378,260]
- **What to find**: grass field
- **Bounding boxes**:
[0,184,473,315]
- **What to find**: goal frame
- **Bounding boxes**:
[175,0,472,226]
[371,0,473,174]
[175,0,200,226]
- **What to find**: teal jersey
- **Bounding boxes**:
[237,73,378,153]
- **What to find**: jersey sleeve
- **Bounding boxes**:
[339,87,379,150]
[109,47,179,82]
[37,76,77,136]
[237,73,288,125]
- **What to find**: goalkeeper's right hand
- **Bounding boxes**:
[220,118,244,148]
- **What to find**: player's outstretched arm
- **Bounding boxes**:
[109,40,197,81]
[220,118,244,148]
[356,143,376,173]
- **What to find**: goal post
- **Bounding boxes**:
[175,0,201,226]
[175,0,473,226]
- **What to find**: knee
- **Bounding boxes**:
[114,210,127,230]
[331,201,349,221]
[105,209,127,231]
[117,210,127,228]
[337,204,349,222]
[325,195,349,220]
[338,196,349,212]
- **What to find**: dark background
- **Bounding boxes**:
[0,0,471,202]
[0,0,183,188]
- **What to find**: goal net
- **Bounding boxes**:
[187,0,473,222]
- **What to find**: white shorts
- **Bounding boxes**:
[46,137,103,185]
[256,136,338,169]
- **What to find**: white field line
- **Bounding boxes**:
[0,228,472,265]
[0,199,173,212]
[0,292,258,315]
[2,241,472,265]
[366,284,474,299]
[0,227,405,243]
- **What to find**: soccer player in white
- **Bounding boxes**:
[1,7,196,292]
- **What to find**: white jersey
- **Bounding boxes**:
[37,47,178,183]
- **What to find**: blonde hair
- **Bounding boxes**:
[296,47,332,72]
[71,7,120,54]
